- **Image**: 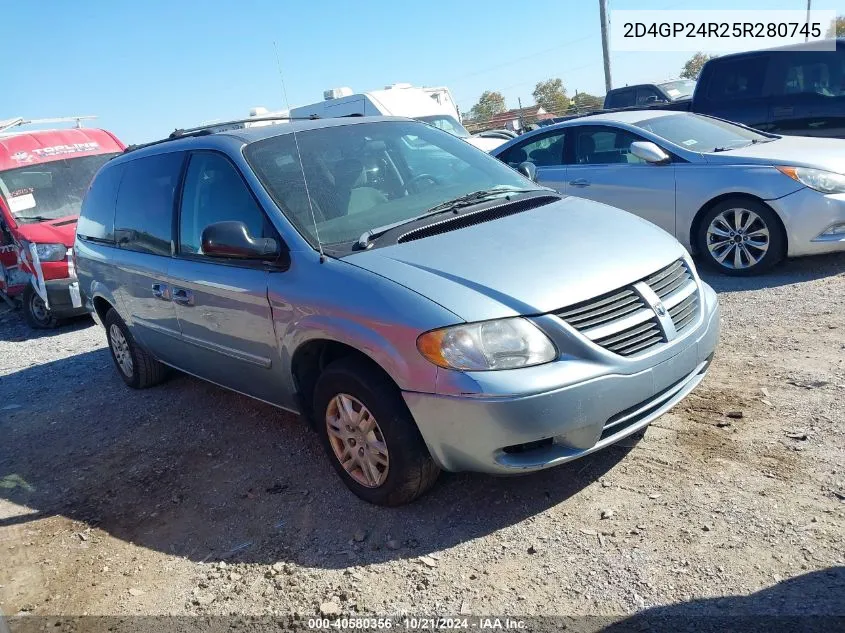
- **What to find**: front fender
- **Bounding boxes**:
[279,313,438,393]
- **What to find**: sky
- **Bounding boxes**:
[6,0,841,144]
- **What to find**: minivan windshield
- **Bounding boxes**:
[0,153,118,223]
[244,121,536,251]
[634,113,771,152]
[416,114,470,138]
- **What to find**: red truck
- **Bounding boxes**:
[0,118,124,328]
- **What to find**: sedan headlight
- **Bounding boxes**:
[417,317,557,371]
[776,166,845,194]
[34,243,68,262]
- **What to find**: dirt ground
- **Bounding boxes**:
[1,254,843,629]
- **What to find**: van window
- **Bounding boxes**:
[605,89,635,108]
[77,163,125,243]
[178,152,270,256]
[114,152,184,256]
[499,131,566,167]
[772,51,844,97]
[705,55,769,101]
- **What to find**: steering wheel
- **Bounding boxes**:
[408,173,442,191]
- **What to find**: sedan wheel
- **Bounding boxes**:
[325,394,389,488]
[696,199,785,276]
[706,208,770,270]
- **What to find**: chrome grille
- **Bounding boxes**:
[555,259,700,357]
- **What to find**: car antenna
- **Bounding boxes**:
[273,40,326,263]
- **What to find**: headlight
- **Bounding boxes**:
[34,243,68,262]
[776,166,845,194]
[417,317,557,371]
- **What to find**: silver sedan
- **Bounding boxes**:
[493,111,845,275]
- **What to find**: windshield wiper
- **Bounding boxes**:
[16,215,52,223]
[355,187,542,250]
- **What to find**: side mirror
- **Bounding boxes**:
[630,141,671,165]
[517,161,537,182]
[201,221,280,259]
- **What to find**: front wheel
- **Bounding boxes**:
[22,284,59,329]
[313,357,440,506]
[696,198,785,276]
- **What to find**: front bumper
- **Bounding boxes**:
[44,277,87,318]
[770,188,845,257]
[403,285,720,474]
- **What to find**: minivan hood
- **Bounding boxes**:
[14,214,77,247]
[343,197,687,322]
[705,136,845,174]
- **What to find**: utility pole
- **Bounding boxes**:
[805,0,811,42]
[517,97,524,131]
[599,0,612,92]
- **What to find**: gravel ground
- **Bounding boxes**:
[1,254,843,629]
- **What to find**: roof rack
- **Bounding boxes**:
[123,114,320,153]
[0,115,97,134]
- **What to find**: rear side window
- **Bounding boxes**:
[705,55,769,101]
[78,163,125,243]
[178,152,271,256]
[605,89,635,108]
[114,152,184,256]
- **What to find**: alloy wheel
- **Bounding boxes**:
[325,393,389,488]
[109,324,134,378]
[706,207,770,270]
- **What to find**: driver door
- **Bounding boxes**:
[564,125,677,235]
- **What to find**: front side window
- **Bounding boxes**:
[635,113,769,152]
[0,153,118,224]
[114,152,184,256]
[772,51,844,97]
[636,87,663,105]
[179,152,270,256]
[572,127,647,165]
[244,121,531,250]
[499,132,566,167]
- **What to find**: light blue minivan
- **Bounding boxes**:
[75,117,720,505]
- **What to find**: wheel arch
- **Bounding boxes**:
[290,338,401,429]
[689,192,788,257]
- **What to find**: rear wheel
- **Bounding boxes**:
[104,308,167,389]
[696,198,785,276]
[22,284,59,329]
[313,357,440,506]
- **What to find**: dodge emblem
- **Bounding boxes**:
[655,302,667,317]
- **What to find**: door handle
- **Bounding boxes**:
[772,106,794,117]
[172,288,194,306]
[151,283,170,300]
[569,179,590,187]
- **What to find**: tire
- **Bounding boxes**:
[695,198,785,276]
[104,308,167,389]
[22,284,59,329]
[313,356,440,506]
